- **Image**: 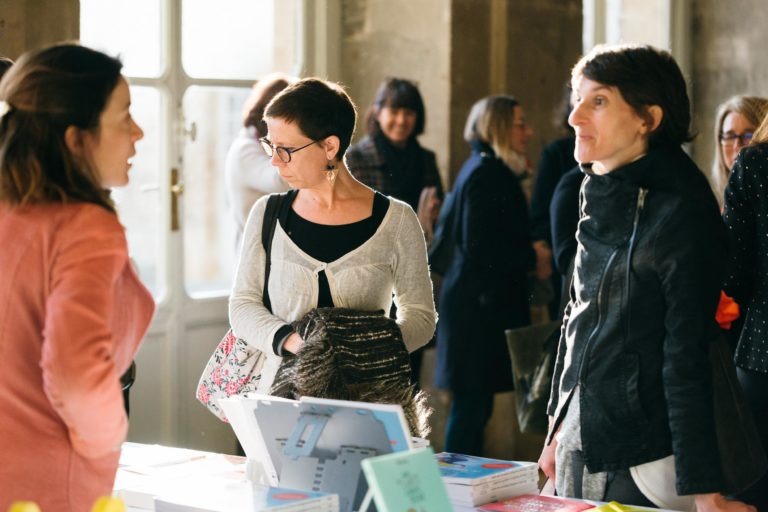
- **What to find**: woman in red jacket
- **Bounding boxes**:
[0,44,154,511]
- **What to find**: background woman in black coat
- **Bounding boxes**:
[723,116,768,511]
[435,95,536,456]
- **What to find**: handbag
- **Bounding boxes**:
[196,190,296,421]
[710,333,768,495]
[505,320,560,435]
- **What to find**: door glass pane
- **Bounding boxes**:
[181,0,297,79]
[80,0,163,78]
[183,86,251,296]
[113,86,164,297]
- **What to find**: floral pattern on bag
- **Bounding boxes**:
[196,329,266,422]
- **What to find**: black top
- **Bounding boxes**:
[271,192,390,354]
[723,142,768,372]
[530,136,577,243]
[549,165,584,275]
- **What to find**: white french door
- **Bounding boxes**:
[80,0,312,453]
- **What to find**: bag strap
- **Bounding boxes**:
[261,190,297,313]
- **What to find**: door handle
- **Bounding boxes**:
[170,167,184,231]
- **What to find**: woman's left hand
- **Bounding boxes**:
[282,332,304,354]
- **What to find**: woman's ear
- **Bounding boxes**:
[64,125,86,158]
[324,135,341,161]
[644,105,663,134]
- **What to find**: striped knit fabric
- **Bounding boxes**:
[270,308,431,437]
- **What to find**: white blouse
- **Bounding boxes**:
[229,194,437,393]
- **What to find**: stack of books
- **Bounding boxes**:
[435,452,539,508]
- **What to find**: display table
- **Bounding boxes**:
[114,443,247,511]
[113,443,682,512]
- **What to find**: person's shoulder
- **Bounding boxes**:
[736,142,768,172]
[58,202,122,235]
[347,135,376,157]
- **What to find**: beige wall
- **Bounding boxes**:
[690,0,768,178]
[0,0,79,58]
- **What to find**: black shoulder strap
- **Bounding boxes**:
[261,190,297,313]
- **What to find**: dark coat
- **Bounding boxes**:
[346,135,443,211]
[548,145,726,495]
[434,142,536,393]
[723,142,768,373]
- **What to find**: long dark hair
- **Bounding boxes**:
[0,44,123,212]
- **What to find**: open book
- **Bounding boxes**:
[219,394,413,512]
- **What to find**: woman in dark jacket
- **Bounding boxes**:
[722,118,768,511]
[435,95,536,456]
[539,44,754,512]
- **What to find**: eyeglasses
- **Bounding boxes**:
[259,137,317,163]
[719,131,754,148]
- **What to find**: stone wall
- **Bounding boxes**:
[0,0,79,58]
[691,0,768,177]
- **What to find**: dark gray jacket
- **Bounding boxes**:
[548,144,725,495]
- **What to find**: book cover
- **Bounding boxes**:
[361,447,453,512]
[479,494,594,511]
[435,452,538,485]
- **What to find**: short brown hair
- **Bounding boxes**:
[0,44,122,212]
[265,78,357,161]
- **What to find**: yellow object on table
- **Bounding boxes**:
[7,503,41,512]
[90,497,126,512]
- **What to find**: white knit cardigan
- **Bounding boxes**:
[229,194,437,394]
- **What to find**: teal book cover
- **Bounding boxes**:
[361,447,453,512]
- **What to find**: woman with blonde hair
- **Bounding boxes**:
[711,95,768,206]
[434,95,536,456]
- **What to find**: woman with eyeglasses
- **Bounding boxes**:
[722,110,768,511]
[711,96,768,207]
[539,44,754,511]
[228,78,436,397]
[434,95,536,457]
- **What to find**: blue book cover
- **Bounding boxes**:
[361,447,453,512]
[435,452,537,485]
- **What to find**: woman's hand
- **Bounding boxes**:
[533,240,553,280]
[282,332,304,354]
[538,417,559,484]
[694,493,756,512]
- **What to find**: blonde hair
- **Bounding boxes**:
[463,95,524,171]
[711,95,768,204]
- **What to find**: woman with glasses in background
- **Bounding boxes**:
[228,78,436,397]
[711,95,768,207]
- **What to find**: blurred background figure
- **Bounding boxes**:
[711,95,768,207]
[434,95,536,457]
[346,77,443,387]
[0,56,13,79]
[529,85,577,318]
[225,73,295,250]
